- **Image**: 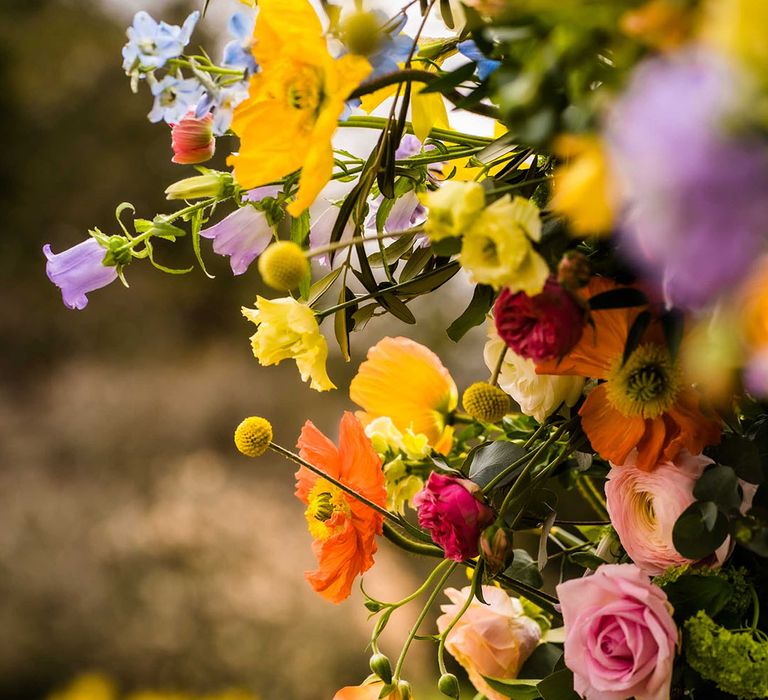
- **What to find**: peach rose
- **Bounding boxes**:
[557,564,678,700]
[436,585,541,700]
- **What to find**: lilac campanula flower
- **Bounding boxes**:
[457,40,500,81]
[122,10,200,75]
[606,51,768,308]
[395,134,422,159]
[222,10,258,74]
[149,75,204,124]
[44,238,119,310]
[199,187,280,275]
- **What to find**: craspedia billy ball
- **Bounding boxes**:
[257,241,309,291]
[462,382,510,423]
[234,416,273,458]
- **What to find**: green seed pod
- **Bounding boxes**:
[438,673,460,698]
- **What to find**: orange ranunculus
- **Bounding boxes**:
[332,682,402,700]
[537,278,721,472]
[349,337,458,454]
[295,412,386,603]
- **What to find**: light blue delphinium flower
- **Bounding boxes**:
[196,83,250,136]
[222,10,258,74]
[122,10,200,75]
[457,40,501,81]
[148,75,204,124]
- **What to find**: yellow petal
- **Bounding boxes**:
[411,84,449,143]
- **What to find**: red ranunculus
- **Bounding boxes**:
[494,278,584,362]
[171,112,215,165]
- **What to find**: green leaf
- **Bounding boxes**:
[693,465,742,513]
[505,549,544,588]
[439,0,455,29]
[672,501,730,559]
[377,292,416,324]
[568,552,606,571]
[622,310,650,365]
[537,669,579,700]
[395,261,460,295]
[290,209,311,246]
[399,246,433,282]
[446,284,495,342]
[467,440,527,489]
[662,574,733,621]
[333,286,355,362]
[518,644,563,680]
[190,208,214,279]
[420,63,477,95]
[431,236,462,257]
[588,288,648,310]
[661,308,685,360]
[352,303,377,330]
[475,132,518,164]
[368,235,415,268]
[481,677,540,700]
[307,267,343,306]
[708,435,764,484]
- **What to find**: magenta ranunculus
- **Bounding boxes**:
[557,564,679,700]
[413,472,494,561]
[494,278,584,362]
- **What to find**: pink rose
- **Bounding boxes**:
[413,473,494,560]
[557,564,679,700]
[171,111,215,164]
[494,278,584,362]
[606,451,750,575]
[437,585,541,700]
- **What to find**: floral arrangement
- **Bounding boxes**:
[45,1,768,699]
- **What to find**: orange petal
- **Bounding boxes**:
[580,385,646,464]
[296,419,341,503]
[633,416,667,471]
[663,388,722,461]
[350,337,457,449]
[333,682,394,700]
[305,517,366,604]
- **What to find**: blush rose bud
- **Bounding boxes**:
[494,278,584,362]
[413,472,495,561]
[479,522,514,576]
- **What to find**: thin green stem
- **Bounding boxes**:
[305,227,422,260]
[383,558,452,609]
[393,561,458,680]
[577,475,610,521]
[168,57,245,77]
[490,345,507,386]
[485,176,553,195]
[437,564,482,674]
[383,521,443,558]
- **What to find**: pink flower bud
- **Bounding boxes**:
[413,473,494,561]
[171,112,215,165]
[495,278,584,363]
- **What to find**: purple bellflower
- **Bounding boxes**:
[44,238,119,310]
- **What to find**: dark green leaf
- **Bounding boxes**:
[431,236,462,257]
[447,284,496,342]
[481,677,540,700]
[708,436,764,484]
[672,501,730,559]
[568,552,606,571]
[377,292,416,324]
[368,235,415,268]
[440,0,455,29]
[190,208,214,279]
[661,308,685,360]
[307,267,343,306]
[290,209,311,246]
[662,574,733,621]
[538,509,557,571]
[537,669,579,700]
[395,261,460,295]
[505,549,544,588]
[333,286,355,362]
[693,465,742,513]
[476,132,518,164]
[588,288,648,310]
[518,644,563,681]
[467,440,527,489]
[420,63,477,95]
[399,246,433,282]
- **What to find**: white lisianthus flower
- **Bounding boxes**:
[484,325,584,422]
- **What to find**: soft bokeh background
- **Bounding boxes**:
[0,1,488,698]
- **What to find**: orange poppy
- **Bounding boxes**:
[295,412,387,603]
[350,337,458,454]
[537,278,721,471]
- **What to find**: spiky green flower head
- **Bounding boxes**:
[685,611,768,699]
[234,416,273,458]
[462,381,510,423]
[258,241,309,291]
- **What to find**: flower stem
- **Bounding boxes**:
[340,116,492,147]
[305,227,422,259]
[437,563,482,674]
[490,345,507,386]
[383,521,443,558]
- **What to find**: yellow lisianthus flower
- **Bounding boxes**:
[420,180,486,241]
[242,296,335,391]
[460,195,549,294]
[227,0,371,216]
[701,0,768,76]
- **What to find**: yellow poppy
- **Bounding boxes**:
[228,0,371,216]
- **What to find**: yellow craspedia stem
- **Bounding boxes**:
[462,382,511,423]
[234,416,273,458]
[257,241,310,291]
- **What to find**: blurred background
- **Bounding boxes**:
[0,1,490,698]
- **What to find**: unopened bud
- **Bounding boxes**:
[234,416,273,458]
[341,10,383,56]
[369,653,393,685]
[557,250,591,290]
[364,599,385,613]
[171,112,215,165]
[102,235,133,267]
[165,170,234,200]
[462,382,510,423]
[258,240,310,291]
[438,673,460,698]
[397,680,412,700]
[479,523,514,576]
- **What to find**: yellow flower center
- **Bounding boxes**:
[286,64,324,116]
[305,479,350,541]
[634,490,656,529]
[606,343,680,418]
[479,237,499,265]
